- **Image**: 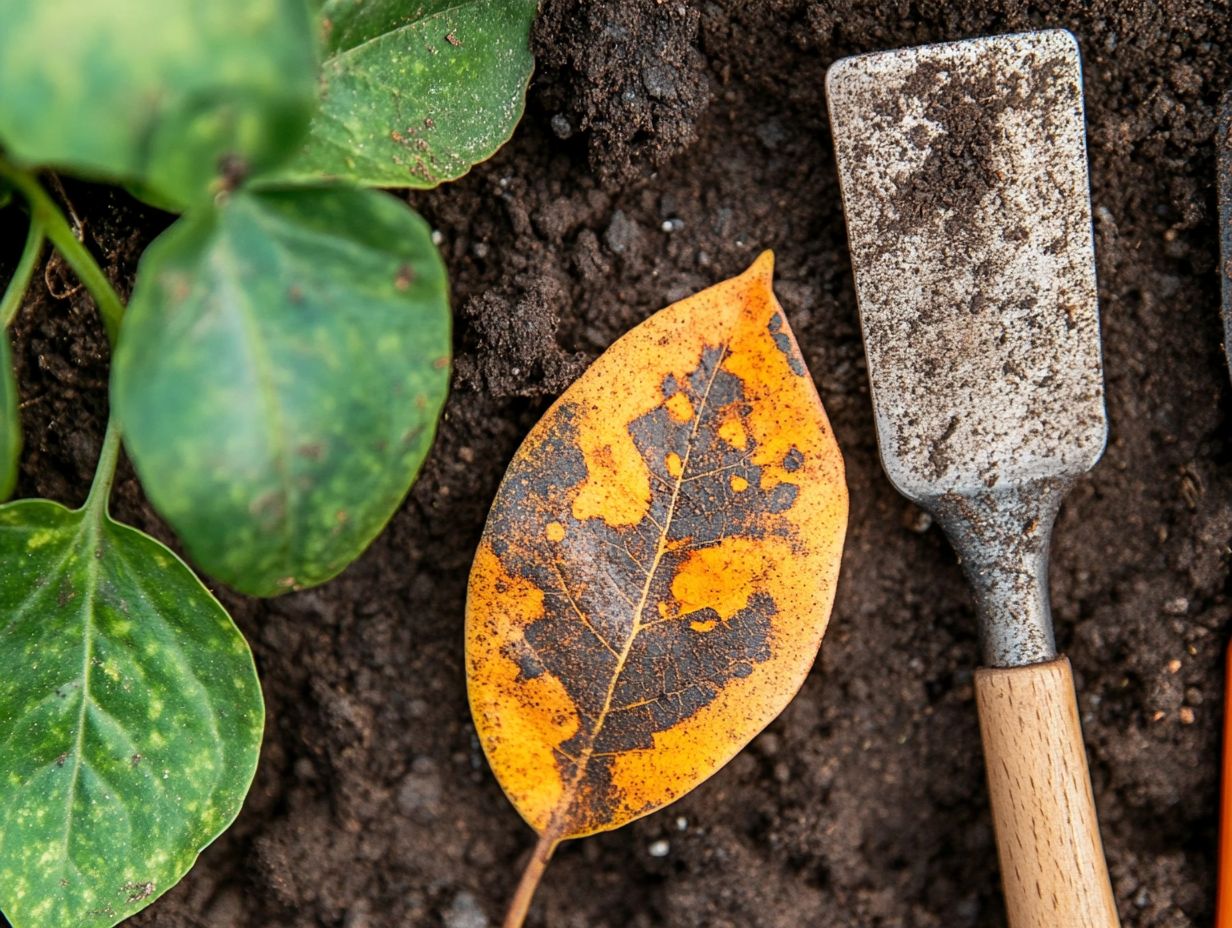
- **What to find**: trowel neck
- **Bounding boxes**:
[926,477,1074,669]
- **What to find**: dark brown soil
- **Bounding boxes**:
[4,1,1232,926]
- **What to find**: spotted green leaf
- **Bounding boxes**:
[0,498,263,928]
[1,332,18,500]
[275,0,537,188]
[111,184,451,597]
[0,0,318,209]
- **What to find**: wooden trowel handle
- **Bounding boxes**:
[975,656,1120,928]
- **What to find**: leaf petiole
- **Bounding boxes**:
[0,158,124,344]
[83,415,122,515]
[0,211,45,329]
[504,831,559,928]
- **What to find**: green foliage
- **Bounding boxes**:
[0,495,263,928]
[0,0,319,209]
[0,332,18,500]
[278,0,538,187]
[0,0,537,921]
[113,185,450,596]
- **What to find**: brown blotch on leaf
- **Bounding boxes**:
[122,881,156,903]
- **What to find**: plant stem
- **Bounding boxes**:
[0,212,45,329]
[503,831,559,928]
[84,415,122,515]
[0,159,124,344]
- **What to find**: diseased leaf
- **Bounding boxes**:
[276,0,537,188]
[111,184,451,597]
[1,332,18,500]
[0,0,318,208]
[466,253,848,918]
[0,499,263,928]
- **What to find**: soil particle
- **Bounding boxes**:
[532,0,711,184]
[3,1,1232,928]
[443,891,490,928]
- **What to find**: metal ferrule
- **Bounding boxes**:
[927,477,1072,668]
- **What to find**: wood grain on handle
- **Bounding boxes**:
[975,656,1119,928]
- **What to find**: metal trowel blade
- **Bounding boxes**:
[826,29,1106,503]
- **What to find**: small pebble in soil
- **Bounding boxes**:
[443,891,488,928]
[1179,707,1195,725]
[550,113,573,139]
[675,816,688,831]
[661,217,684,232]
[431,229,444,246]
[604,210,641,255]
[648,839,670,857]
[1163,596,1189,615]
[1166,659,1182,673]
[397,756,443,820]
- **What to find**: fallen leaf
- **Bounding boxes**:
[466,252,848,925]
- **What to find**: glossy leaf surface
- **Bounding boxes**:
[0,500,263,928]
[0,0,318,208]
[112,185,451,597]
[278,0,537,188]
[1,332,18,500]
[467,253,848,842]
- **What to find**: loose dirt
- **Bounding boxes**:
[3,1,1231,926]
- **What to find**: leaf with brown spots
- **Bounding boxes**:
[465,253,849,926]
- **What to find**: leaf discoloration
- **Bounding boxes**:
[0,500,263,928]
[467,253,848,845]
[111,185,450,597]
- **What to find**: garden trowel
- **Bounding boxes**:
[826,30,1119,928]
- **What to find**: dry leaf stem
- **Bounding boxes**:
[504,831,559,928]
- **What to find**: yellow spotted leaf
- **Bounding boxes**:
[465,252,848,926]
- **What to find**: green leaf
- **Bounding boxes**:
[276,0,537,188]
[0,499,263,928]
[1,331,19,500]
[0,0,319,209]
[112,184,451,597]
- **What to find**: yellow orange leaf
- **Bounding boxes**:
[465,252,848,925]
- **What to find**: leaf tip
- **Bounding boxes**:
[742,250,776,291]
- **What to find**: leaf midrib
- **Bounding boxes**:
[553,345,729,832]
[62,509,102,863]
[213,232,298,583]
